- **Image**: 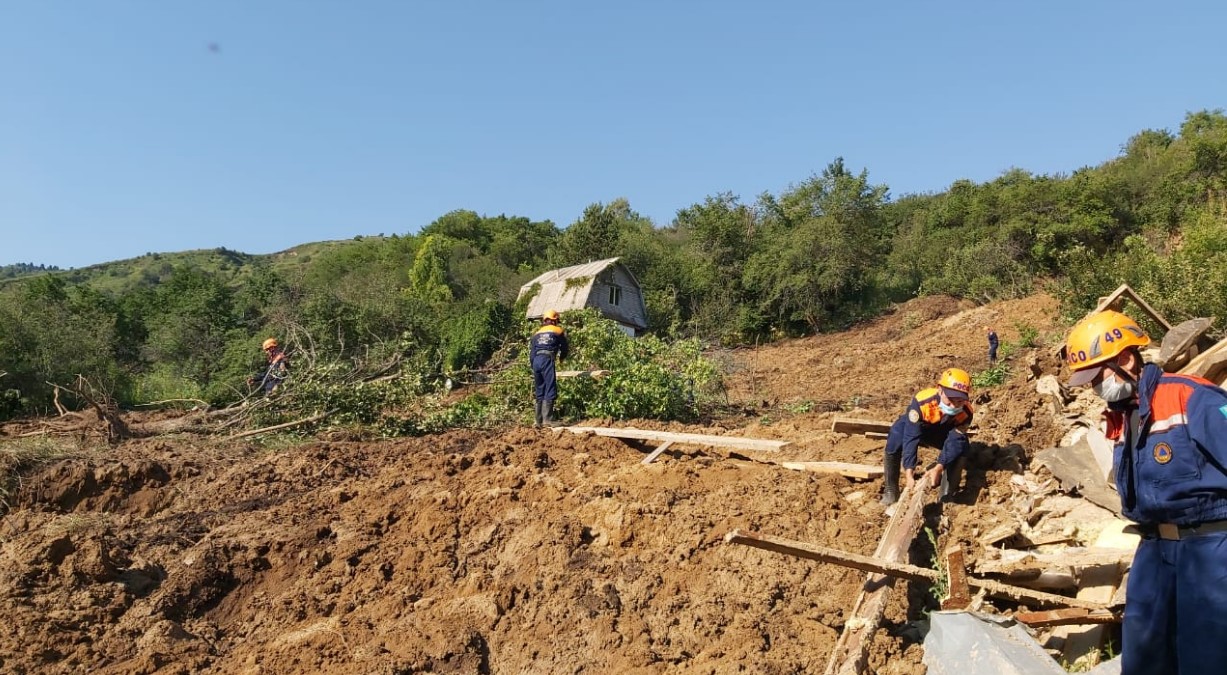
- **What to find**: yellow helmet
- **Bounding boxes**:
[543,310,560,321]
[262,337,279,350]
[1065,310,1149,386]
[937,368,972,398]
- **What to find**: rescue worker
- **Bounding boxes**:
[248,337,290,394]
[530,310,569,426]
[987,326,999,366]
[880,368,974,506]
[1064,310,1227,674]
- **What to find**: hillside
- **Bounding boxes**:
[0,292,1085,674]
[0,237,385,295]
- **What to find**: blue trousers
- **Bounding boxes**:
[532,356,558,401]
[1123,532,1227,674]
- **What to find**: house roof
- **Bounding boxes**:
[518,257,641,324]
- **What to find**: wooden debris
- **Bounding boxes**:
[558,426,789,453]
[1094,283,1172,332]
[229,409,334,440]
[974,547,1135,577]
[822,480,930,675]
[1179,336,1227,383]
[725,529,1114,612]
[941,545,971,611]
[640,441,674,465]
[780,461,883,479]
[830,416,891,438]
[556,369,611,379]
[1014,608,1120,628]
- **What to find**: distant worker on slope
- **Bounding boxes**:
[530,310,569,427]
[248,337,290,394]
[986,326,999,366]
[1064,309,1227,675]
[880,368,974,506]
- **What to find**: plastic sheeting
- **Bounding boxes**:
[923,611,1065,675]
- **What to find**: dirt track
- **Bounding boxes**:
[0,294,1069,674]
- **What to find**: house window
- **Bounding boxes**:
[608,285,622,306]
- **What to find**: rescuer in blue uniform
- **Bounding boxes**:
[530,309,569,427]
[1065,309,1227,675]
[880,368,974,506]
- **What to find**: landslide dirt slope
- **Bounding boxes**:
[0,293,1068,675]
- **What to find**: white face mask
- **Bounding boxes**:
[1093,372,1135,402]
[939,401,961,416]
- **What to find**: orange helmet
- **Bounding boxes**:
[937,368,972,398]
[1065,310,1149,386]
[543,310,560,321]
[262,337,279,350]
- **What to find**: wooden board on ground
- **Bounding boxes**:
[974,547,1135,577]
[824,481,930,675]
[830,416,891,438]
[780,461,883,479]
[641,441,674,465]
[1015,608,1120,628]
[1051,521,1135,665]
[558,426,789,453]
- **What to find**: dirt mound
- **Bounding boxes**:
[0,294,1072,674]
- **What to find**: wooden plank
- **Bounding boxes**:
[1015,608,1120,628]
[1054,523,1133,665]
[1179,338,1227,379]
[558,426,789,452]
[1094,283,1173,331]
[780,462,883,479]
[640,441,674,465]
[974,547,1135,576]
[556,369,611,379]
[824,482,930,675]
[831,416,892,437]
[941,545,971,610]
[724,529,1114,613]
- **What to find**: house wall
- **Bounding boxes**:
[588,266,647,331]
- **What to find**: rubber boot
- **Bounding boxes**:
[881,452,901,506]
[941,456,965,501]
[542,399,559,427]
[533,399,543,427]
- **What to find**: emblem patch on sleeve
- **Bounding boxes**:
[908,409,920,423]
[1153,443,1173,465]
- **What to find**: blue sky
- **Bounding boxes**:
[3,1,1225,269]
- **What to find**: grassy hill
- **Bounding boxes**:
[0,236,390,295]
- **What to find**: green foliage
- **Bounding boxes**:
[493,309,723,423]
[1013,321,1040,348]
[924,527,948,603]
[441,302,513,373]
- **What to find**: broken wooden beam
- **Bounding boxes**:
[941,545,971,610]
[558,426,789,452]
[1015,608,1121,628]
[641,441,674,465]
[830,416,891,438]
[725,529,1114,612]
[1094,283,1173,332]
[822,480,930,675]
[780,461,883,479]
